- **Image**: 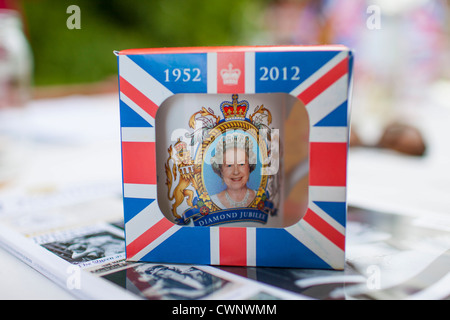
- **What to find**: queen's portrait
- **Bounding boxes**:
[209,132,258,209]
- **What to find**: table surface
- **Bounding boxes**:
[0,90,449,300]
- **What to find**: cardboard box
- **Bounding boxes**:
[116,46,353,269]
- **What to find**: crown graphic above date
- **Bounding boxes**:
[220,63,241,86]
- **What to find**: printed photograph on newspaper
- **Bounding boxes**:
[100,263,240,300]
[32,223,126,269]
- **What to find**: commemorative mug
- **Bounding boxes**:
[155,92,309,228]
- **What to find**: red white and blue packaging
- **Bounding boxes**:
[115,46,353,269]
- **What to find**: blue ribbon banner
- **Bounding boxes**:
[194,208,268,226]
[177,207,268,227]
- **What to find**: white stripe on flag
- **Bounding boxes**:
[309,126,348,143]
[119,92,155,127]
[119,55,173,106]
[245,52,255,93]
[246,228,256,266]
[207,53,217,94]
[305,74,349,127]
[287,222,344,270]
[290,51,348,97]
[125,200,163,244]
[210,227,220,265]
[309,202,346,234]
[308,186,346,203]
[131,224,181,261]
[121,127,155,143]
[123,183,157,199]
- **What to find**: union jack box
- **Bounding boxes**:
[115,45,353,269]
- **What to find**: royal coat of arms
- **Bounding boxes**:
[164,94,281,227]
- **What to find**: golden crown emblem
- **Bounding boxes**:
[220,94,249,121]
[174,138,187,152]
[174,138,191,163]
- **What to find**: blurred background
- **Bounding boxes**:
[0,0,447,145]
[1,0,450,215]
[4,0,267,90]
[1,0,450,301]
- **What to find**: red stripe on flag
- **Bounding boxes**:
[303,209,345,251]
[297,57,348,105]
[122,142,156,184]
[309,142,347,186]
[119,76,159,119]
[217,52,245,94]
[126,218,174,258]
[219,228,247,266]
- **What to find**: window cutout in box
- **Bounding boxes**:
[155,93,309,228]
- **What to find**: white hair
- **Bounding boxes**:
[210,132,257,176]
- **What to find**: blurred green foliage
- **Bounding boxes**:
[22,0,268,86]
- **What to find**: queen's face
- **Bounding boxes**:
[221,148,250,191]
